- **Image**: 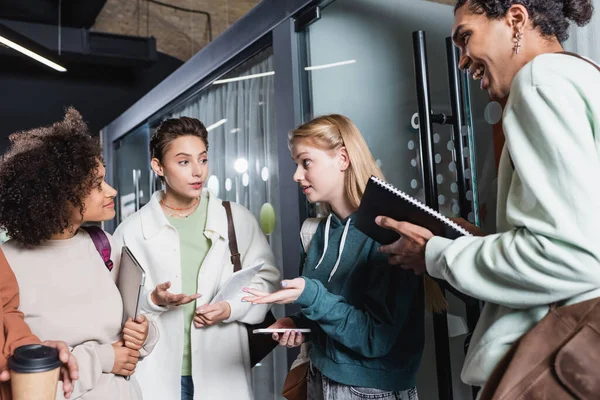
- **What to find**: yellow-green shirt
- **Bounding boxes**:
[167,194,210,376]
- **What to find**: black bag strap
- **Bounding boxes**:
[222,201,242,273]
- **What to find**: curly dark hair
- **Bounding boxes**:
[150,116,209,182]
[0,107,103,246]
[455,0,594,41]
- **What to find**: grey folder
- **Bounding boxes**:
[118,246,146,324]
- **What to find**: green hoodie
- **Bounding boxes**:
[293,212,424,391]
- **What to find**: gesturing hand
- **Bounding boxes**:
[111,341,140,377]
[241,278,306,305]
[375,216,433,275]
[151,281,201,307]
[193,301,231,328]
[122,315,149,350]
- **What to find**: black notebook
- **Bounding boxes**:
[354,176,471,245]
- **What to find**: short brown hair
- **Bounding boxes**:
[150,117,209,163]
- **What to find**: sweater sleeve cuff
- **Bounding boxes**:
[97,343,115,374]
[224,299,249,323]
[295,278,319,308]
[139,318,160,358]
[425,236,453,280]
[141,290,169,315]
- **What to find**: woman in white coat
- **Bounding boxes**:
[113,117,280,400]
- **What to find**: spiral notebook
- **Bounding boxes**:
[354,176,471,244]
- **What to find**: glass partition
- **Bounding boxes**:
[114,123,151,224]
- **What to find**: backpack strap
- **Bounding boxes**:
[289,218,324,365]
[222,201,242,273]
[82,226,114,272]
[300,218,322,253]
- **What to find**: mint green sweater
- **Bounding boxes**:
[167,195,210,376]
[426,53,600,386]
[294,212,424,391]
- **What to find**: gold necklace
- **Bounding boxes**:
[161,198,199,218]
[167,211,192,218]
[160,198,199,211]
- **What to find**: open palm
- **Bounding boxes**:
[242,278,306,305]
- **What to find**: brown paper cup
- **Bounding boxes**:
[10,367,60,400]
[8,344,62,400]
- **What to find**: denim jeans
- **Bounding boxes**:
[307,363,418,400]
[181,376,194,400]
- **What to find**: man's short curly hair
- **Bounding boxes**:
[455,0,593,42]
[0,107,103,246]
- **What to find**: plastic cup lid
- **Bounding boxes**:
[8,344,62,373]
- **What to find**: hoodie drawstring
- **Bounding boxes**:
[314,214,332,270]
[328,218,351,282]
[314,214,352,282]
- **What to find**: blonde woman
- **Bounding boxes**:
[244,115,428,400]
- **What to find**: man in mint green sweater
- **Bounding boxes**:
[377,0,600,391]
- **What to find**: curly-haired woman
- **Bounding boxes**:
[376,0,600,391]
[0,108,158,400]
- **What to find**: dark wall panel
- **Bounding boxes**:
[0,52,182,152]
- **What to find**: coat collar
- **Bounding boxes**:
[140,189,228,240]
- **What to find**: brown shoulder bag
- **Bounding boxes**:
[480,298,600,399]
[222,201,278,367]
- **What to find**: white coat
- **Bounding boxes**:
[113,190,280,399]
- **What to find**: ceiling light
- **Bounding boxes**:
[213,71,274,85]
[206,119,227,131]
[234,158,248,174]
[305,59,356,71]
[0,24,66,72]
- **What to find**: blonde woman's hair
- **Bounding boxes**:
[289,114,383,209]
[289,114,447,313]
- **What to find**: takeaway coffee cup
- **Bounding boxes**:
[8,344,61,400]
